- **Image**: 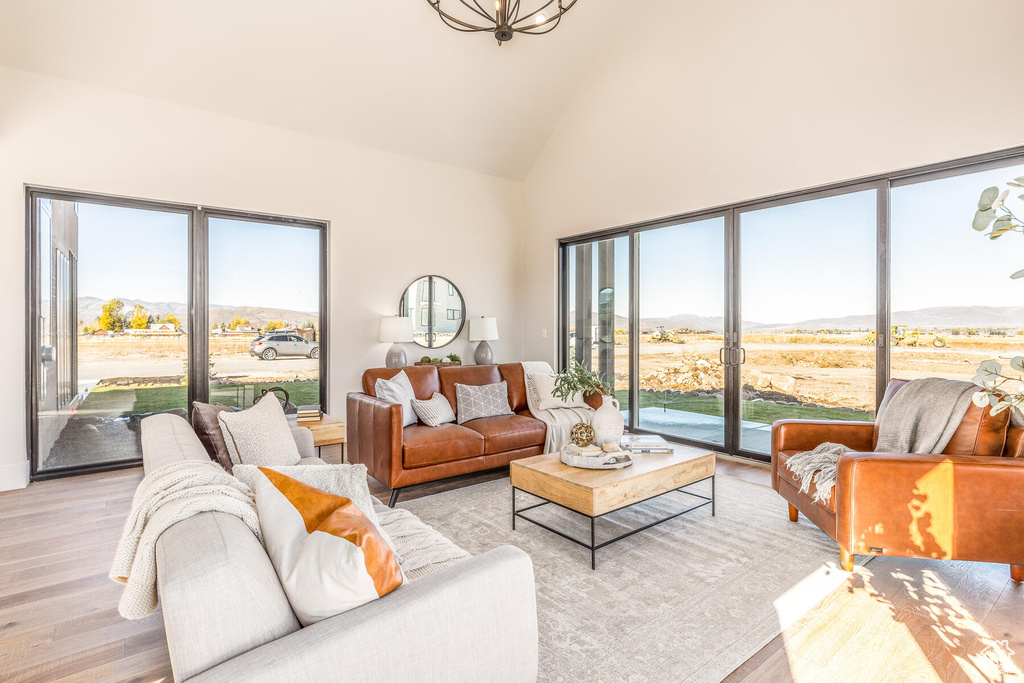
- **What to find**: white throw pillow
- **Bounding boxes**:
[529,372,588,411]
[218,393,301,467]
[252,467,404,627]
[375,371,418,427]
[411,392,457,427]
[232,463,387,538]
[455,381,513,424]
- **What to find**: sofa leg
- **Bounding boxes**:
[388,488,401,508]
[840,547,855,572]
[788,504,799,522]
[1012,564,1023,583]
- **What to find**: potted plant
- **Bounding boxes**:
[553,362,623,445]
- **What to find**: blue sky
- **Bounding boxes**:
[77,205,320,313]
[571,162,1024,326]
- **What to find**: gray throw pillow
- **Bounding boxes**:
[375,370,418,427]
[411,392,457,427]
[218,392,301,467]
[455,381,513,425]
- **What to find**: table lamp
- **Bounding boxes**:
[380,316,413,368]
[469,317,499,365]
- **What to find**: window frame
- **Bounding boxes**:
[25,186,330,480]
[558,145,1024,462]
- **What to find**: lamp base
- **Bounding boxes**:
[385,343,407,368]
[474,340,494,366]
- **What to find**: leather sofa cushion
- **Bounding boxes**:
[438,365,502,410]
[874,378,1010,457]
[498,364,529,412]
[462,414,546,455]
[775,450,836,512]
[191,401,236,472]
[403,424,484,468]
[362,366,440,401]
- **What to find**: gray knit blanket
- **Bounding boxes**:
[786,378,977,505]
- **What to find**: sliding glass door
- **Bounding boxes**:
[207,217,323,410]
[637,217,727,446]
[32,197,190,475]
[737,190,878,454]
[27,189,328,479]
[564,236,630,420]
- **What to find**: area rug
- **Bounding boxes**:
[401,474,868,683]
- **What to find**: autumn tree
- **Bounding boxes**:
[99,299,125,332]
[228,316,249,330]
[129,304,149,329]
[264,320,285,332]
[161,313,181,329]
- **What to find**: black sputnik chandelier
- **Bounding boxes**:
[427,0,579,45]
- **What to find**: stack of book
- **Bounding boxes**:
[296,404,322,423]
[620,434,674,454]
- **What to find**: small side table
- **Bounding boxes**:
[294,414,346,463]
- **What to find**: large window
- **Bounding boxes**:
[558,148,1024,460]
[564,236,630,420]
[27,189,327,479]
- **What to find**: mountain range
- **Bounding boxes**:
[78,297,317,329]
[572,305,1024,333]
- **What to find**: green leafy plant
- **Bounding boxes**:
[971,357,1024,415]
[552,362,612,402]
[446,353,461,362]
[972,178,1024,278]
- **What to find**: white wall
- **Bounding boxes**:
[521,0,1024,362]
[0,66,525,490]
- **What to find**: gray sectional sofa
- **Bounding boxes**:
[141,413,539,683]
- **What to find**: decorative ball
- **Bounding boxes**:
[570,422,595,447]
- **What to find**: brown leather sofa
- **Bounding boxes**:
[347,364,547,506]
[772,379,1024,583]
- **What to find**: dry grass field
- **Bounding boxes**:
[602,332,1023,412]
[78,336,249,360]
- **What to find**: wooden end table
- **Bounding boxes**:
[509,445,716,569]
[292,414,346,462]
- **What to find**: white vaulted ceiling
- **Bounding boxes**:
[0,1,628,179]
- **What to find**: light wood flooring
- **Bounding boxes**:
[1,456,1021,682]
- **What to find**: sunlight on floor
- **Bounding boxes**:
[777,560,1024,682]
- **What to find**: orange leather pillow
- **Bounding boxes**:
[253,467,403,626]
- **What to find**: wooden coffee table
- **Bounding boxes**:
[509,445,716,569]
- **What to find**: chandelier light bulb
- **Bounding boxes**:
[535,14,546,24]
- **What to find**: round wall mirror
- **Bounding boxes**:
[399,275,466,349]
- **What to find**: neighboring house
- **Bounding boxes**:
[37,199,80,468]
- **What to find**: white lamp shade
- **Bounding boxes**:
[469,317,499,342]
[379,316,414,343]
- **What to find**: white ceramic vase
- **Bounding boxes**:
[591,394,625,446]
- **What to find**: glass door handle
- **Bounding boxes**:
[719,348,726,364]
[740,348,746,364]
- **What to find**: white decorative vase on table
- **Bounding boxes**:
[591,395,625,446]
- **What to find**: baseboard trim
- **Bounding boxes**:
[0,460,30,491]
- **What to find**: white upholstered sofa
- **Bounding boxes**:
[141,413,538,683]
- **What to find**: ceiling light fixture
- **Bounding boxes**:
[427,0,578,45]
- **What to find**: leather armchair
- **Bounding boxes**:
[772,380,1024,583]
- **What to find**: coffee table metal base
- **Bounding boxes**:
[512,475,715,569]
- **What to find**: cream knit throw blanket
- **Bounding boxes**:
[522,361,596,452]
[110,460,264,620]
[786,378,977,505]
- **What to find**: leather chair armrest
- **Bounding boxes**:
[836,452,1024,564]
[346,392,403,489]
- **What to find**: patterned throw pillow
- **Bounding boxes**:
[411,392,457,427]
[252,467,404,627]
[374,370,418,427]
[455,381,513,425]
[217,393,301,467]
